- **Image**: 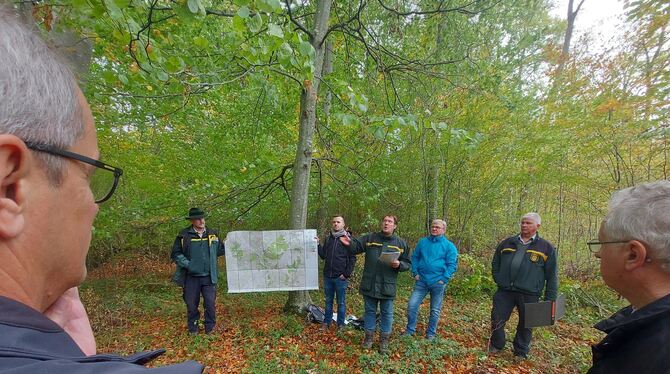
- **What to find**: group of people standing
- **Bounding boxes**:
[320,215,461,352]
[317,212,554,359]
[2,8,669,372]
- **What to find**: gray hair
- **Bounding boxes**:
[0,5,85,184]
[521,212,541,225]
[603,180,670,271]
[431,219,446,230]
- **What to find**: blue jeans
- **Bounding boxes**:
[363,295,394,334]
[323,276,348,326]
[405,279,447,338]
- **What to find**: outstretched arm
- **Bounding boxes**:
[44,287,96,356]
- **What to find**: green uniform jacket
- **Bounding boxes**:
[348,232,410,300]
[171,226,225,286]
[491,234,558,301]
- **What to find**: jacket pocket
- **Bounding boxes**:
[360,275,372,292]
[381,282,396,297]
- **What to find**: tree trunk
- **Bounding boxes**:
[284,0,333,315]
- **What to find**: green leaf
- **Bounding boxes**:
[298,41,315,60]
[102,70,116,84]
[237,6,250,18]
[104,0,123,20]
[342,114,356,126]
[187,0,200,13]
[374,126,385,139]
[118,74,129,85]
[232,15,246,33]
[156,70,169,82]
[246,13,263,33]
[257,0,281,13]
[267,23,284,38]
[165,56,185,73]
[193,36,209,48]
[113,0,131,7]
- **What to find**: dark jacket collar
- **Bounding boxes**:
[0,296,62,332]
[594,293,670,333]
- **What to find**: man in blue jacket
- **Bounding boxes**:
[404,219,458,340]
[0,6,202,372]
[318,215,356,331]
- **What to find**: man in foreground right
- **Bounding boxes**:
[588,180,670,373]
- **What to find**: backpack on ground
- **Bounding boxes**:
[305,304,325,324]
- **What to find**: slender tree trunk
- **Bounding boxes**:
[284,0,333,315]
[314,42,333,233]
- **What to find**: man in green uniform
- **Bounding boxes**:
[171,208,225,335]
[341,215,410,353]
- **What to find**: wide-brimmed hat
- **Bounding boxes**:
[186,207,206,220]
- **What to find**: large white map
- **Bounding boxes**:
[224,229,318,293]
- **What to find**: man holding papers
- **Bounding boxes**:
[341,215,410,353]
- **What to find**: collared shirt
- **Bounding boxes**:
[518,233,537,245]
[194,226,206,238]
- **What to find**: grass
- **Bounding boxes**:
[80,253,625,373]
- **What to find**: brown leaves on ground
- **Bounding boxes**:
[84,256,599,373]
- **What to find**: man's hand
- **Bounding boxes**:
[339,274,346,280]
[391,260,400,269]
[339,235,351,246]
[44,287,96,356]
[414,275,420,281]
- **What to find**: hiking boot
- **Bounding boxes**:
[379,332,391,354]
[513,352,528,361]
[361,330,374,349]
[487,346,501,355]
[321,323,329,332]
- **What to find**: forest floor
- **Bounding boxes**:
[82,253,623,373]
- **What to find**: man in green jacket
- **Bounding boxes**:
[171,208,225,335]
[488,212,558,359]
[341,215,410,353]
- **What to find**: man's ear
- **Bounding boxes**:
[624,240,648,270]
[0,135,29,238]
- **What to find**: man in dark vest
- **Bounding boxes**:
[171,208,225,335]
[488,212,558,359]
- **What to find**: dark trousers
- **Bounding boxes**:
[183,275,217,333]
[489,289,539,356]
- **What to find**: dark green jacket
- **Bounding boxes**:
[348,232,410,300]
[491,234,558,300]
[171,227,225,286]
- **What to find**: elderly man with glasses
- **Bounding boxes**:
[0,7,202,372]
[587,181,670,373]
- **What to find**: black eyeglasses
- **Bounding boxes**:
[24,140,123,204]
[586,240,629,253]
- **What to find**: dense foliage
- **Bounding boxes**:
[26,1,668,274]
